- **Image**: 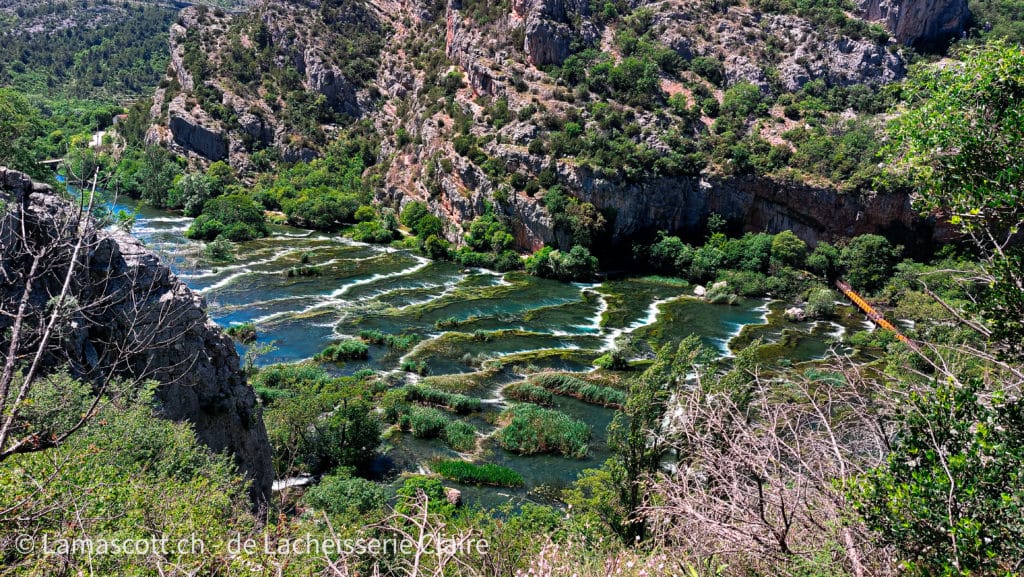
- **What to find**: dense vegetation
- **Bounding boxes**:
[0,1,175,99]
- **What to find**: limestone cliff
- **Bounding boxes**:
[857,0,969,47]
[144,0,962,253]
[0,167,273,503]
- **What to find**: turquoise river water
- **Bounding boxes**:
[116,199,869,507]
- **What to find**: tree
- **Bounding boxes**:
[607,337,710,542]
[173,171,213,216]
[807,241,841,279]
[852,381,1024,576]
[770,230,808,269]
[840,234,900,293]
[886,41,1024,357]
[186,193,269,241]
[0,89,46,178]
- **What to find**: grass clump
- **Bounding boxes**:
[503,382,554,406]
[433,460,524,487]
[224,322,256,344]
[442,421,477,452]
[384,333,418,350]
[359,329,385,343]
[316,339,370,362]
[285,265,323,278]
[406,407,477,452]
[496,403,590,458]
[529,373,626,408]
[405,384,482,414]
[401,359,429,375]
[408,406,449,439]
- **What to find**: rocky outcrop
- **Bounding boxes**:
[0,168,273,504]
[857,0,969,46]
[512,0,594,67]
[765,15,906,91]
[653,7,906,92]
[446,3,507,96]
[167,95,229,162]
[148,2,380,168]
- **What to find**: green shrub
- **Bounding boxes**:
[285,265,323,277]
[315,339,370,362]
[806,287,836,318]
[433,460,524,487]
[224,322,256,344]
[185,193,268,241]
[593,349,630,371]
[350,220,397,243]
[525,245,599,282]
[303,473,386,516]
[497,403,590,458]
[202,236,235,262]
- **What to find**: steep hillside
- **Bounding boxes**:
[142,0,966,252]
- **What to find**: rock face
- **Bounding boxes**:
[0,168,273,504]
[857,0,969,46]
[167,95,229,162]
[149,3,378,169]
[513,0,593,67]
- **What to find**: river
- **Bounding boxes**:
[117,198,865,506]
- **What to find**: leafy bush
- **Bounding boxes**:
[497,403,590,458]
[224,322,256,344]
[186,193,268,241]
[350,220,397,243]
[691,56,725,86]
[805,287,836,318]
[303,473,386,516]
[433,460,524,487]
[525,245,599,282]
[315,339,370,362]
[593,349,630,371]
